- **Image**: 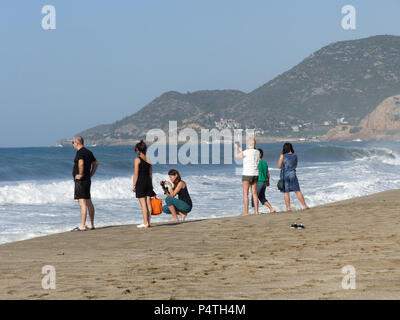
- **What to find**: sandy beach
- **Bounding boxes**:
[0,189,399,300]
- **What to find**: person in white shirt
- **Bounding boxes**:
[234,138,260,216]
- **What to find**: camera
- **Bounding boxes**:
[160,181,169,194]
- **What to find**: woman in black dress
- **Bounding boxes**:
[133,140,155,228]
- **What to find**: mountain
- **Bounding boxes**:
[56,35,400,146]
[63,90,246,146]
[231,35,400,129]
[324,94,400,141]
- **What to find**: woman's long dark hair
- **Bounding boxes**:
[168,169,182,188]
[135,140,147,155]
[282,143,294,154]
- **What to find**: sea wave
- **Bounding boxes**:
[302,145,400,163]
[0,173,239,205]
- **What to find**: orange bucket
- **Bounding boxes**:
[151,196,162,215]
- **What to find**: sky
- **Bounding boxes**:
[0,0,399,147]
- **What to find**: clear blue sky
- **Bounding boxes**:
[0,0,399,147]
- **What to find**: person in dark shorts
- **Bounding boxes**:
[162,169,192,222]
[251,148,276,213]
[234,137,260,216]
[72,136,98,231]
[278,143,308,211]
[133,140,156,229]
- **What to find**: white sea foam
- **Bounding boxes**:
[0,180,74,205]
[0,173,237,206]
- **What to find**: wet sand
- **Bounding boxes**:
[0,190,399,299]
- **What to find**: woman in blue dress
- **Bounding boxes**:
[278,143,308,211]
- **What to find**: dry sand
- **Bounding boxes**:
[0,190,399,300]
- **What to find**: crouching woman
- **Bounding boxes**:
[162,169,193,222]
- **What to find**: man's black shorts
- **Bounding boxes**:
[74,179,91,200]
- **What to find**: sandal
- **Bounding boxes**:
[71,227,87,232]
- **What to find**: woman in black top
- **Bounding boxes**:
[162,169,192,222]
[133,140,155,228]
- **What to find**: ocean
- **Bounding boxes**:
[1,141,400,245]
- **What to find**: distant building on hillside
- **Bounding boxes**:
[337,117,349,125]
[215,118,241,130]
